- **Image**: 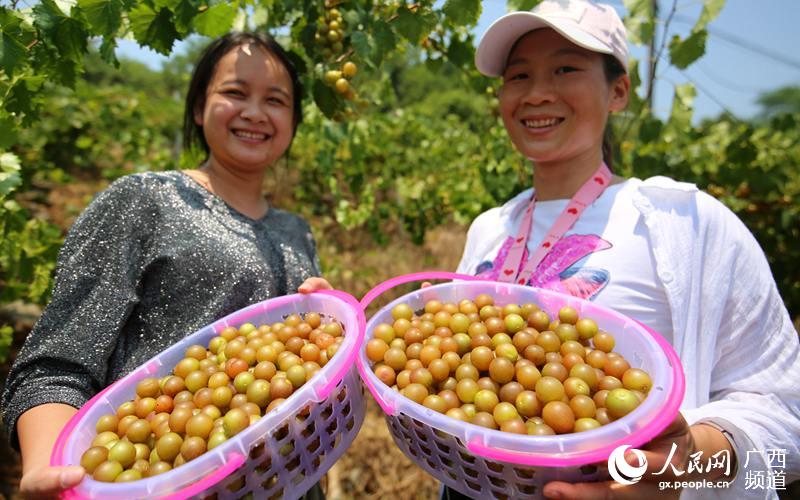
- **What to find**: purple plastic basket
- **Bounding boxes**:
[51,290,366,500]
[358,272,685,499]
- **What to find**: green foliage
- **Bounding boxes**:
[0,325,11,364]
[757,86,800,118]
[0,201,61,305]
[621,107,800,317]
[0,152,22,200]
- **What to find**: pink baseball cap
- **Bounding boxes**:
[475,0,629,77]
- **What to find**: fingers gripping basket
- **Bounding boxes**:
[358,273,685,499]
[51,290,366,500]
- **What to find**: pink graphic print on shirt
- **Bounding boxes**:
[475,234,612,300]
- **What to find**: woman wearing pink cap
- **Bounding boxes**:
[450,0,800,499]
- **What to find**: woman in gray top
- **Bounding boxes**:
[2,32,332,496]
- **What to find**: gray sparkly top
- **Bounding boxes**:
[2,171,320,449]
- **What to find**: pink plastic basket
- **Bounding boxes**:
[358,272,685,499]
[51,290,366,500]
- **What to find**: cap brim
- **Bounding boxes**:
[475,12,614,77]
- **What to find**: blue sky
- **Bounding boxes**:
[118,0,799,122]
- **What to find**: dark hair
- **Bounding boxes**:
[182,32,304,159]
[601,54,626,171]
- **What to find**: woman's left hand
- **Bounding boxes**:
[298,277,334,293]
[543,414,696,499]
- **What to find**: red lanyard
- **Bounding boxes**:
[497,163,612,285]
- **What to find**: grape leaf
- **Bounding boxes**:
[77,0,122,36]
[394,7,437,43]
[99,36,119,67]
[351,31,371,61]
[623,0,655,46]
[668,82,696,130]
[173,0,198,35]
[193,3,237,38]
[0,152,22,199]
[0,114,18,149]
[442,0,482,27]
[372,20,395,66]
[312,79,338,118]
[446,37,473,68]
[0,31,27,77]
[507,0,539,10]
[668,30,706,69]
[697,0,724,29]
[153,0,182,10]
[129,4,180,55]
[33,0,89,62]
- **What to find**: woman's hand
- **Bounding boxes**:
[17,404,84,499]
[543,414,698,499]
[19,465,84,499]
[298,277,334,294]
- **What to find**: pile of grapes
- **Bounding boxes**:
[80,313,344,482]
[367,295,652,435]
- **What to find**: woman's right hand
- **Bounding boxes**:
[17,403,83,498]
[19,465,84,499]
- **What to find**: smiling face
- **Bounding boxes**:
[499,28,629,167]
[195,43,295,174]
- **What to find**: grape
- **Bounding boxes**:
[535,376,565,403]
[95,415,118,434]
[471,412,498,430]
[473,390,499,413]
[488,357,515,384]
[542,401,575,434]
[155,432,183,462]
[493,402,519,425]
[108,440,137,468]
[605,388,640,419]
[80,446,109,473]
[422,395,448,413]
[223,408,250,437]
[569,395,596,419]
[498,381,524,404]
[93,460,123,482]
[445,408,470,422]
[500,418,528,435]
[574,417,602,432]
[515,391,541,418]
[392,303,413,321]
[622,368,653,392]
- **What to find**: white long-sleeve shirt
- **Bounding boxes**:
[457,176,800,499]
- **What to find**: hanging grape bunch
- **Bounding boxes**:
[315,3,360,105]
[315,5,346,60]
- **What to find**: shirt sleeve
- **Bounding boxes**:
[681,195,800,497]
[1,175,154,450]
